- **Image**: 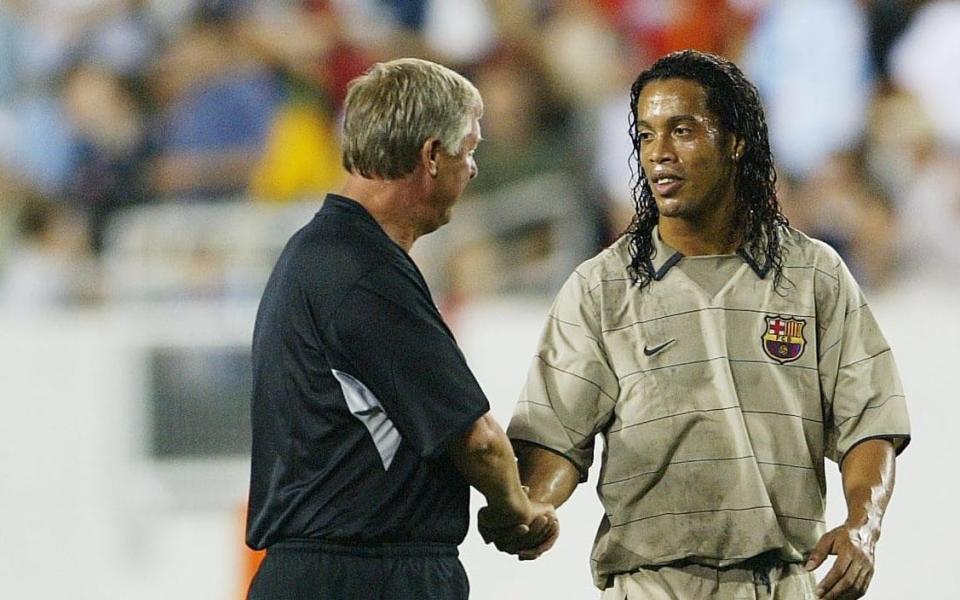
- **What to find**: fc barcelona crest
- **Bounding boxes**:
[762,315,806,364]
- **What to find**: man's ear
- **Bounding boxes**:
[420,138,442,177]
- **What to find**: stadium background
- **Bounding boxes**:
[0,0,957,597]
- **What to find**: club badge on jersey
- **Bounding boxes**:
[762,315,807,364]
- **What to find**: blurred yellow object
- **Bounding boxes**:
[251,101,344,202]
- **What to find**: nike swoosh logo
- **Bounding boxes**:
[643,339,675,356]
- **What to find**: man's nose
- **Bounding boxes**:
[647,135,676,164]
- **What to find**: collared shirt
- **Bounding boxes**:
[507,226,910,589]
[247,194,489,549]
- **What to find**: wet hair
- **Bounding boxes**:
[625,49,788,290]
[342,58,483,180]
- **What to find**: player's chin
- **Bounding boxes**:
[655,197,687,218]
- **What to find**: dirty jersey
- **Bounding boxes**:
[508,226,910,588]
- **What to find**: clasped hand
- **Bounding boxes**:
[477,500,559,561]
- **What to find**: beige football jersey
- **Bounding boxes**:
[508,226,910,589]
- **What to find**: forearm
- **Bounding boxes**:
[840,438,896,543]
[516,442,580,509]
[449,413,530,519]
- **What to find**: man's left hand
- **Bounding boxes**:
[805,522,877,599]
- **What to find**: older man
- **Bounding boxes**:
[245,58,556,600]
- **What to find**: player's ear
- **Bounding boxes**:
[420,138,441,177]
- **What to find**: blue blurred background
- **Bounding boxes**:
[0,1,957,598]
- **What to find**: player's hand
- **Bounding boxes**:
[478,501,559,560]
[515,502,559,561]
[805,522,877,599]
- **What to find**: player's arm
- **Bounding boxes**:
[805,438,897,600]
[476,442,579,556]
[447,412,559,558]
[516,442,580,508]
[480,270,614,557]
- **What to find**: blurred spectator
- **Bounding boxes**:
[251,1,371,113]
[329,0,496,66]
[242,1,360,201]
[0,0,161,199]
[537,0,630,108]
[62,62,153,252]
[0,1,70,193]
[598,0,760,63]
[508,0,635,237]
[889,0,960,148]
[0,3,23,103]
[866,0,922,84]
[149,2,282,199]
[247,83,343,203]
[743,0,873,178]
[865,88,960,284]
[420,0,497,65]
[590,88,637,234]
[0,91,76,196]
[78,0,160,77]
[783,147,898,290]
[468,49,580,195]
[0,194,93,308]
[421,48,603,304]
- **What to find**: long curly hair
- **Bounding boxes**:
[625,50,788,290]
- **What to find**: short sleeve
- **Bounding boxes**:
[817,258,911,464]
[508,270,620,481]
[324,265,489,460]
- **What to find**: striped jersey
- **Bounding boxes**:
[507,226,910,589]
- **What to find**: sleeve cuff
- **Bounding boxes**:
[838,433,911,469]
[510,438,591,483]
[422,400,491,460]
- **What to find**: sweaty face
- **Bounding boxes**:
[431,117,480,229]
[635,78,741,224]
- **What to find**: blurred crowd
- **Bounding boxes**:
[0,0,958,310]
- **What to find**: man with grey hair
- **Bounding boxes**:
[245,58,557,599]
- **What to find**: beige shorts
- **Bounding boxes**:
[601,561,817,600]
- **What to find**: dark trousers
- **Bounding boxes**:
[247,540,469,600]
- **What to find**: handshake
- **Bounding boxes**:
[477,490,559,561]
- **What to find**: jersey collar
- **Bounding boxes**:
[321,193,377,222]
[647,225,772,280]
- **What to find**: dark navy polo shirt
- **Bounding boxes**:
[246,194,490,549]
